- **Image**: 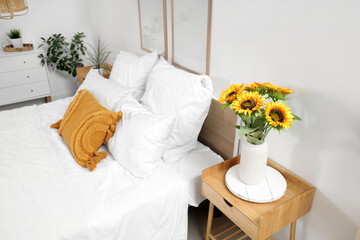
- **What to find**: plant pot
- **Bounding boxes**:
[10,38,23,48]
[239,140,268,185]
[92,66,103,75]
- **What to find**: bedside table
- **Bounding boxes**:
[202,156,315,240]
[76,63,112,84]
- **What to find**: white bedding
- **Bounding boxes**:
[0,98,188,240]
[0,106,88,240]
[168,143,223,207]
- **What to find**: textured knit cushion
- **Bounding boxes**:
[50,89,123,171]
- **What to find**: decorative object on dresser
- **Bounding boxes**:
[85,38,111,75]
[6,28,23,48]
[38,32,86,77]
[0,50,52,106]
[218,82,301,189]
[0,0,28,19]
[202,156,315,240]
[76,63,112,84]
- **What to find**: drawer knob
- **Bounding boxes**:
[30,89,33,92]
[23,61,26,64]
[27,76,30,78]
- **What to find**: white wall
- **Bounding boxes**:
[0,0,94,99]
[87,0,141,61]
[210,1,360,239]
[89,0,360,239]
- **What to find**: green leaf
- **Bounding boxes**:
[293,114,302,121]
[249,130,263,138]
[237,126,258,139]
[221,102,231,110]
[246,135,264,145]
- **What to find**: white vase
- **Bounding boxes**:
[239,140,268,185]
[11,38,23,48]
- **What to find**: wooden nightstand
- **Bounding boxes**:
[202,156,315,240]
[76,63,112,84]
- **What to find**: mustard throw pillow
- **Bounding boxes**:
[51,89,123,171]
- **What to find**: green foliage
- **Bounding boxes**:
[38,32,86,77]
[7,29,21,39]
[86,38,111,75]
[221,102,231,110]
[267,90,287,101]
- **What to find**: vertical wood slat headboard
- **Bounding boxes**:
[198,98,237,160]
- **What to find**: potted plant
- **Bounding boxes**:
[7,28,23,48]
[219,82,301,185]
[38,32,86,77]
[86,38,111,75]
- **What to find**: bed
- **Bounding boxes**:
[0,51,237,240]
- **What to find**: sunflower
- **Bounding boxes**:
[265,102,294,129]
[245,82,262,91]
[275,87,294,95]
[218,84,244,103]
[262,82,276,91]
[230,92,265,115]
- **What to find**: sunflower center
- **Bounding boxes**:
[241,100,256,110]
[226,91,237,98]
[270,109,284,122]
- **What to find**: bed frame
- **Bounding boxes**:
[198,98,238,160]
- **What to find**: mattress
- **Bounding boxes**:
[0,98,189,240]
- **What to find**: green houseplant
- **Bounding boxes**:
[7,28,23,48]
[86,38,111,75]
[38,32,86,77]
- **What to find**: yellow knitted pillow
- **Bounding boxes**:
[51,89,123,171]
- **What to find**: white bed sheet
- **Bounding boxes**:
[0,98,189,240]
[167,143,223,207]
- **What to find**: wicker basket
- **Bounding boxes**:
[3,43,33,52]
[0,0,28,19]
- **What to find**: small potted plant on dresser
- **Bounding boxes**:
[7,28,23,48]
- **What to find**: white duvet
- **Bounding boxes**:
[0,99,188,240]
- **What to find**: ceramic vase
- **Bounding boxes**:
[239,140,268,185]
[11,38,23,48]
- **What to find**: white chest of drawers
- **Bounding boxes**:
[0,50,52,106]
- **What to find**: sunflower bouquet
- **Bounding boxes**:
[218,82,301,145]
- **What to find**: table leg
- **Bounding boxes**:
[290,221,296,240]
[205,202,215,240]
[45,96,52,103]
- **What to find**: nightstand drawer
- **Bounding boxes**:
[0,81,51,106]
[0,68,48,88]
[0,53,41,73]
[202,181,259,239]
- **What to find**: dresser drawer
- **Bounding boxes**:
[202,182,259,239]
[0,53,41,72]
[0,81,51,106]
[0,68,48,88]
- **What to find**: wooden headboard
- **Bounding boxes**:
[199,99,238,160]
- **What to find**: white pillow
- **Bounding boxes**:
[141,57,213,163]
[109,50,159,100]
[77,69,135,110]
[108,96,175,178]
